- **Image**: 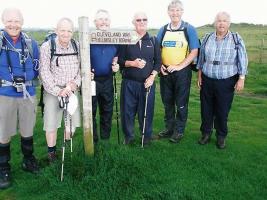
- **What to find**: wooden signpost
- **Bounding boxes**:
[78,17,141,156]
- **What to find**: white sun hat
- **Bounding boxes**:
[58,93,78,115]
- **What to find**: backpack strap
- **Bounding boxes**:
[0,30,3,52]
[21,32,34,59]
[70,39,78,53]
[231,32,240,66]
[201,33,212,63]
[50,37,79,66]
[158,24,168,48]
[49,36,56,61]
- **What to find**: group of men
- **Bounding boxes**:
[0,0,248,189]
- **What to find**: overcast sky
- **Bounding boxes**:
[0,0,266,29]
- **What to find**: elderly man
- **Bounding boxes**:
[90,9,119,144]
[197,12,248,149]
[0,8,39,189]
[118,11,161,146]
[40,18,81,162]
[157,0,199,143]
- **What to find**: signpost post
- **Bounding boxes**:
[78,17,141,156]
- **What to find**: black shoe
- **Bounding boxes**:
[169,132,183,143]
[198,134,211,145]
[123,137,134,145]
[0,170,11,189]
[158,130,173,138]
[216,137,226,149]
[22,156,39,174]
[47,151,57,164]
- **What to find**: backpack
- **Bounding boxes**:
[200,32,241,66]
[0,30,34,58]
[157,23,199,71]
[41,32,79,65]
[38,32,79,116]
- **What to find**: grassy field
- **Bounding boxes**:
[1,25,267,199]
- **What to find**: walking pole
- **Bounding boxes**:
[69,113,73,155]
[141,87,151,148]
[61,96,69,182]
[113,73,120,144]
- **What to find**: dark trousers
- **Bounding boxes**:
[160,68,192,134]
[92,75,114,142]
[120,79,155,140]
[200,74,238,138]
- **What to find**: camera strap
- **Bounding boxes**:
[3,37,27,81]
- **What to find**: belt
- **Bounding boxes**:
[206,61,235,65]
[0,79,39,87]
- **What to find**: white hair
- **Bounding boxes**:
[1,7,24,24]
[168,0,184,10]
[214,11,231,23]
[56,17,74,31]
[132,11,147,22]
[94,9,110,20]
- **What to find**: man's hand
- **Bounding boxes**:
[160,65,168,75]
[134,58,146,69]
[197,70,202,89]
[58,86,72,97]
[66,81,77,91]
[144,74,155,88]
[166,64,182,73]
[235,78,245,92]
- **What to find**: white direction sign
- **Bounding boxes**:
[90,29,141,44]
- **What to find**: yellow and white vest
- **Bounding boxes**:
[161,30,189,66]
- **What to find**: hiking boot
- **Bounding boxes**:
[0,170,11,189]
[216,137,226,149]
[198,134,211,145]
[158,130,173,138]
[169,132,183,143]
[22,156,39,174]
[123,137,134,145]
[48,151,57,164]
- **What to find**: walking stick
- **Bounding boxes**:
[141,87,151,148]
[113,73,120,144]
[61,96,69,182]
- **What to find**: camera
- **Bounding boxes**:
[13,76,25,93]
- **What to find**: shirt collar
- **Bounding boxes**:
[167,20,185,31]
[215,30,230,40]
[55,37,72,49]
[3,31,22,44]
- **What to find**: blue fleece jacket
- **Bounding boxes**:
[90,44,118,77]
[0,31,39,97]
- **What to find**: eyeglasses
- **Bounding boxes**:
[136,18,148,22]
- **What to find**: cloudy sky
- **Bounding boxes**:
[0,0,266,29]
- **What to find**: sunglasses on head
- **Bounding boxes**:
[136,18,148,22]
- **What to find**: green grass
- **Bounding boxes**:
[1,25,267,199]
[1,62,267,200]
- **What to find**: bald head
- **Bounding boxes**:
[55,17,74,47]
[2,7,24,38]
[56,18,74,31]
[2,7,23,24]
